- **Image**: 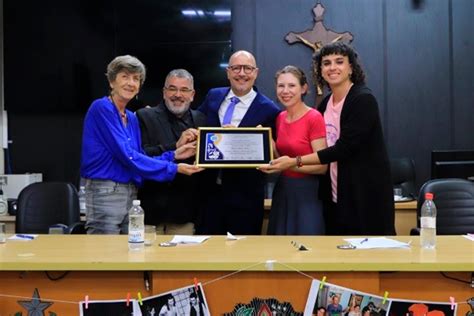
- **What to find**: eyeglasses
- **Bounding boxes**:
[228,65,256,74]
[164,86,194,94]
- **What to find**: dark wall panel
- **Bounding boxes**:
[255,0,316,105]
[4,0,473,188]
[4,0,232,184]
[232,0,256,54]
[3,0,114,114]
[8,115,83,184]
[242,0,385,109]
[452,0,474,148]
[233,0,474,189]
[316,0,385,124]
[386,0,451,185]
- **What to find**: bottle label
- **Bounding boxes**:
[0,199,7,215]
[420,217,436,229]
[128,230,144,243]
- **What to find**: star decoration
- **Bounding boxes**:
[18,288,53,316]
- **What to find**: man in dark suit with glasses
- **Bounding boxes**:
[198,50,280,235]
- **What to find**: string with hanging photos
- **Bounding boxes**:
[0,260,471,313]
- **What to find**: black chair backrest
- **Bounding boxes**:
[391,158,417,198]
[416,178,474,235]
[16,182,80,234]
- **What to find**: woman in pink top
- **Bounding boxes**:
[261,65,327,235]
[261,43,395,235]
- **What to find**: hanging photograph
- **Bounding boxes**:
[138,283,210,316]
[304,280,390,316]
[388,299,456,316]
[79,298,141,316]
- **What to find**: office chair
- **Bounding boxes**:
[15,182,84,234]
[410,178,474,235]
[390,158,417,199]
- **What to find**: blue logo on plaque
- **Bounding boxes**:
[206,133,224,160]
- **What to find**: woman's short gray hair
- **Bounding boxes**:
[106,55,146,86]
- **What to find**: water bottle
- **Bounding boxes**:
[420,192,437,249]
[128,200,145,251]
[0,187,8,216]
[78,186,87,215]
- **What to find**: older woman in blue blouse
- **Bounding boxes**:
[80,55,201,234]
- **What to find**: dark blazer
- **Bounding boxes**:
[198,87,281,234]
[199,87,280,129]
[317,84,395,235]
[189,305,205,316]
[136,104,207,224]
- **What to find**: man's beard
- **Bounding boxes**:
[164,99,190,116]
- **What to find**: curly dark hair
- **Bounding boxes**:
[312,42,366,88]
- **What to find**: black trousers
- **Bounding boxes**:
[198,184,264,235]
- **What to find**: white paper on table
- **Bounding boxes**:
[463,233,474,241]
[344,237,411,249]
[8,234,39,241]
[226,232,246,240]
[170,235,210,244]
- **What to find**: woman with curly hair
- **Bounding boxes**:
[261,42,395,235]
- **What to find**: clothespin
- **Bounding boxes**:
[382,291,389,304]
[319,276,327,289]
[84,295,89,309]
[449,296,455,310]
[137,292,143,306]
[126,292,131,307]
[193,277,199,292]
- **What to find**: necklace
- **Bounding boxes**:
[109,95,127,125]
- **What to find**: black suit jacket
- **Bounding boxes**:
[136,104,207,224]
[189,305,205,316]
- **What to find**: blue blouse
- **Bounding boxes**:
[80,97,177,186]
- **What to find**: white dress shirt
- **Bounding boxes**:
[218,89,257,126]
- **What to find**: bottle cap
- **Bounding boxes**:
[132,200,141,206]
[425,192,434,200]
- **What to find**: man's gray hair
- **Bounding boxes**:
[165,69,194,89]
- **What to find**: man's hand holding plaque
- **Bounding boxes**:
[176,128,199,148]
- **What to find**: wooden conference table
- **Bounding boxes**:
[0,235,472,315]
